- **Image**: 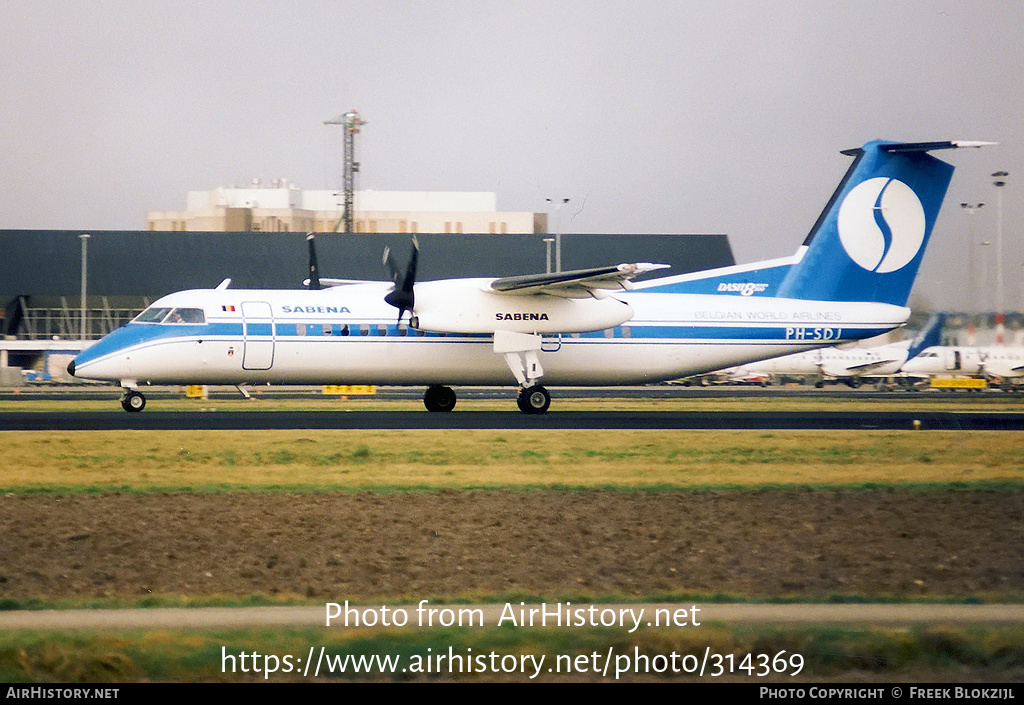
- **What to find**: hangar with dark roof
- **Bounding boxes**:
[0,230,734,382]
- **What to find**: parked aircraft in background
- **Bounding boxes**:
[715,313,945,387]
[68,139,986,413]
[900,343,1024,389]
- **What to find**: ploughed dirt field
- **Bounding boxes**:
[1,489,1022,600]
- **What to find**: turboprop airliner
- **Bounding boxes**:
[68,139,988,413]
[900,343,1024,389]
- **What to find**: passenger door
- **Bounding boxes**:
[241,301,275,370]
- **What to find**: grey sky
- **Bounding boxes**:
[1,1,1021,311]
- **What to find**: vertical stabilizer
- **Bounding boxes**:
[906,312,946,361]
[776,141,977,305]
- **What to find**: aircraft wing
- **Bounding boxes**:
[487,263,669,298]
[842,357,904,373]
[304,277,382,288]
[819,357,902,377]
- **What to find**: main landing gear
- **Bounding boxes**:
[120,389,146,413]
[423,384,457,412]
[422,384,552,414]
[517,384,551,414]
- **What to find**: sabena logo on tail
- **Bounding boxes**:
[837,177,926,274]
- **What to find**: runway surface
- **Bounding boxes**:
[2,603,1021,631]
[3,409,1024,431]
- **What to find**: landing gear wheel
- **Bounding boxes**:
[423,385,457,412]
[517,385,550,414]
[120,390,146,413]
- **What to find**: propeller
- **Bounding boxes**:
[306,233,321,290]
[383,236,419,324]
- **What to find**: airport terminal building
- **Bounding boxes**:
[146,188,547,235]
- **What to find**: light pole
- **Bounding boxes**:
[960,202,985,321]
[545,197,569,273]
[979,240,992,343]
[79,233,90,342]
[992,171,1008,344]
[543,237,555,274]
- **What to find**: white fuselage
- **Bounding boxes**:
[71,281,910,389]
[728,344,909,380]
[900,346,1024,380]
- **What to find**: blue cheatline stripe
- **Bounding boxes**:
[74,322,236,365]
[76,319,897,367]
[244,323,273,336]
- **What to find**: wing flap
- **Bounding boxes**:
[303,278,381,288]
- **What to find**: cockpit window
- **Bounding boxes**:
[168,308,206,324]
[133,307,206,324]
[134,307,172,323]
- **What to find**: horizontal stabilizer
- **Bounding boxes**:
[842,141,996,156]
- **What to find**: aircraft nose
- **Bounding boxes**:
[67,360,76,377]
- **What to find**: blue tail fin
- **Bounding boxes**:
[776,141,976,305]
[906,312,946,361]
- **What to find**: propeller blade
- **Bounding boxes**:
[306,233,321,290]
[382,245,400,284]
[383,237,419,324]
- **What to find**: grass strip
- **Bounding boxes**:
[4,623,1023,682]
[1,429,1023,493]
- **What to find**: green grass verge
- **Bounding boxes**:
[2,429,1023,493]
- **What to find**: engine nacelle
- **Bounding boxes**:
[411,279,634,334]
[983,360,1024,380]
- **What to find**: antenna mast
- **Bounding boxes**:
[324,109,366,233]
